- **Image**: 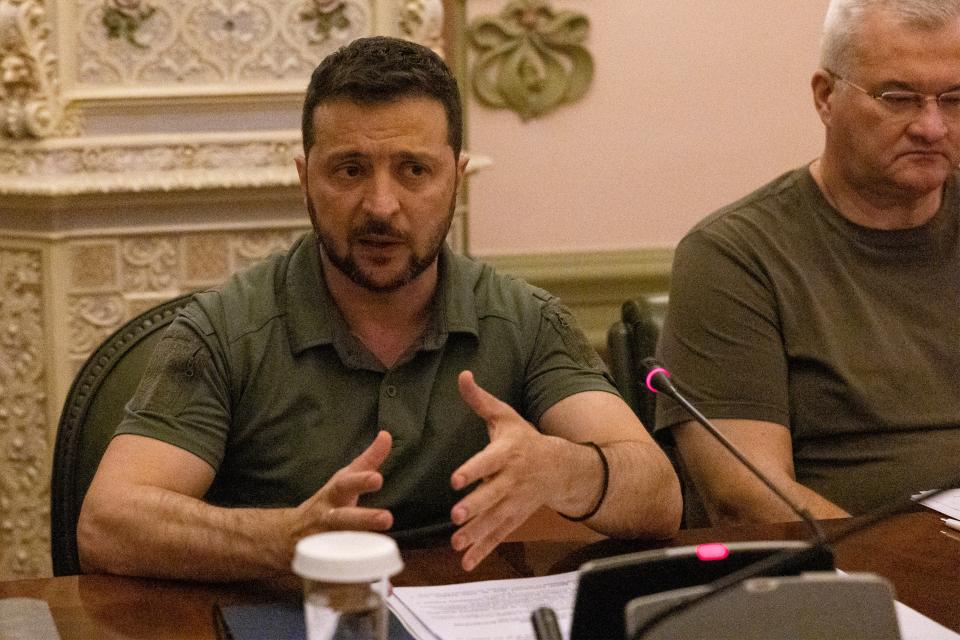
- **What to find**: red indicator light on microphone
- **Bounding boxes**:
[695,543,730,561]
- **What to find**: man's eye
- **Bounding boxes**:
[404,163,429,178]
[879,92,920,107]
[938,92,960,109]
[336,165,363,178]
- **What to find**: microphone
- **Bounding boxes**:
[640,357,826,542]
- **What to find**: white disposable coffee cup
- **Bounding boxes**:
[292,531,404,640]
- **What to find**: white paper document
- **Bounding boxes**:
[389,569,959,640]
[389,571,577,640]
[918,488,960,520]
[896,602,960,640]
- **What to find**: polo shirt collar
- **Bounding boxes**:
[283,233,480,356]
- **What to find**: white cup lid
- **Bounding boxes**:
[292,531,404,583]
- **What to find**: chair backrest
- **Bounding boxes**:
[606,294,669,431]
[50,293,194,576]
[606,294,709,528]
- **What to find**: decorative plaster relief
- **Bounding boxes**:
[102,0,158,49]
[69,241,119,292]
[232,229,304,270]
[121,236,178,292]
[0,0,71,139]
[0,248,51,578]
[75,0,372,90]
[68,294,127,360]
[67,227,308,365]
[468,0,592,120]
[398,0,445,56]
[0,133,302,196]
[182,233,230,287]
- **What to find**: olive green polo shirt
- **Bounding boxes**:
[117,232,617,535]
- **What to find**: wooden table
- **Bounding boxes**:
[1,511,956,639]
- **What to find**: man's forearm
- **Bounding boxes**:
[575,440,682,539]
[78,485,299,581]
[705,475,850,525]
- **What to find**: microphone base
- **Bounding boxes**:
[570,541,833,640]
[626,572,900,639]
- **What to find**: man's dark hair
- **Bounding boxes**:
[301,36,462,158]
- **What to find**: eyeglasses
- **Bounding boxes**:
[826,69,960,118]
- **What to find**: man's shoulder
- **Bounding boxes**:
[691,166,813,237]
[188,233,309,337]
[448,252,557,319]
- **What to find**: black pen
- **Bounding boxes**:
[531,606,564,640]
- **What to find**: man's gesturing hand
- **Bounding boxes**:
[450,371,571,571]
[292,430,394,541]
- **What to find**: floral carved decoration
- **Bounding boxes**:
[0,0,70,138]
[101,0,157,49]
[299,0,349,45]
[468,0,593,120]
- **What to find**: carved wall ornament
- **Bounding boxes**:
[299,0,349,45]
[398,0,445,56]
[121,236,178,292]
[0,133,302,196]
[0,248,51,578]
[468,0,592,120]
[0,0,68,139]
[101,0,157,48]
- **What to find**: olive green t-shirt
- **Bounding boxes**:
[117,233,617,535]
[656,167,960,514]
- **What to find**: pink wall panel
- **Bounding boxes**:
[466,1,831,256]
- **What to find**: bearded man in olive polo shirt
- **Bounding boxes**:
[77,37,681,580]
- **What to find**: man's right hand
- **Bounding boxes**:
[291,430,394,540]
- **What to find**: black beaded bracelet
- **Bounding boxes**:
[560,441,609,522]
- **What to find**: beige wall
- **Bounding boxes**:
[466,0,832,255]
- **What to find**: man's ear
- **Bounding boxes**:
[456,152,469,182]
[295,155,307,187]
[811,69,836,126]
[295,154,309,204]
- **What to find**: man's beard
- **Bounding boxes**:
[308,196,455,293]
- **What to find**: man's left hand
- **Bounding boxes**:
[450,370,584,571]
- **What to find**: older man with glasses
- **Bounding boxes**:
[654,0,960,525]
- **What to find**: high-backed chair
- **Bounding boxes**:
[606,294,709,527]
[606,294,669,431]
[50,293,194,576]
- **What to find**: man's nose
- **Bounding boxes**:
[908,101,949,141]
[362,171,401,218]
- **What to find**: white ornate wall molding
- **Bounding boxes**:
[0,246,51,578]
[0,130,303,196]
[68,0,372,98]
[0,0,74,138]
[2,0,454,142]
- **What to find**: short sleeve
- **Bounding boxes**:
[115,316,231,469]
[522,296,620,424]
[654,228,791,431]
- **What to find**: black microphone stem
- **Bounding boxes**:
[665,387,826,542]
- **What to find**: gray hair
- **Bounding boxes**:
[821,0,960,73]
